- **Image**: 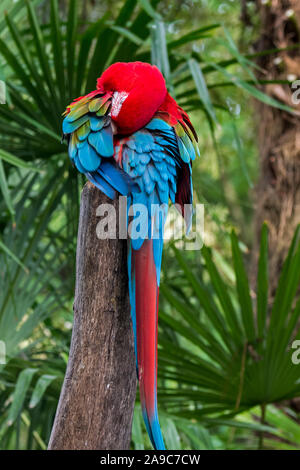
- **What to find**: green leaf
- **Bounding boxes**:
[50,0,66,103]
[66,0,78,100]
[172,245,233,353]
[201,245,243,343]
[75,14,109,95]
[265,405,300,444]
[161,417,181,450]
[0,78,5,104]
[85,0,138,90]
[137,0,161,19]
[188,58,217,123]
[168,24,220,50]
[211,62,295,114]
[14,112,61,142]
[0,0,42,38]
[231,119,253,188]
[151,20,171,87]
[29,375,57,408]
[222,25,259,83]
[7,368,37,426]
[0,158,15,215]
[110,25,143,46]
[231,230,256,341]
[0,237,28,273]
[0,36,50,118]
[269,225,300,343]
[0,149,42,171]
[132,405,145,450]
[25,0,60,117]
[257,223,269,338]
[4,12,48,104]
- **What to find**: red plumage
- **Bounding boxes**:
[133,240,159,428]
[97,62,167,134]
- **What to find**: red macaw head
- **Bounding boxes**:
[96,62,167,135]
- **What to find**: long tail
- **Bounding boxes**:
[128,238,165,450]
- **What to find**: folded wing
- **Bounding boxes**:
[63,91,135,199]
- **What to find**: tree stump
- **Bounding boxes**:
[48,182,136,450]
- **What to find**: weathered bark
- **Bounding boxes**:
[48,182,136,450]
[250,0,300,295]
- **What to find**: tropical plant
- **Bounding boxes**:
[158,224,300,448]
[0,0,298,451]
[0,0,291,212]
[0,166,73,448]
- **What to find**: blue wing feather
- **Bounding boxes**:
[86,171,117,199]
[63,94,133,198]
[63,100,198,451]
[78,141,101,172]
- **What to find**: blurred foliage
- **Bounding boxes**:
[0,0,299,450]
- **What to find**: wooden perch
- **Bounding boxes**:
[48,182,136,450]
